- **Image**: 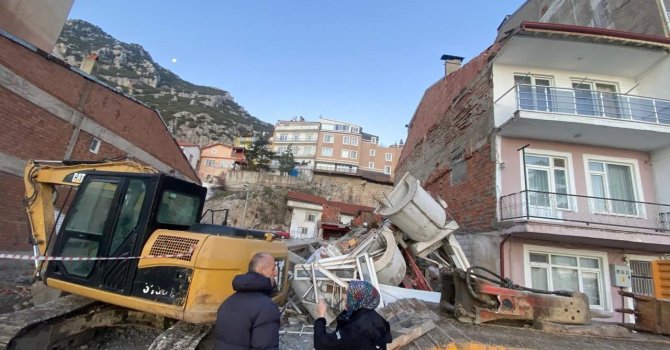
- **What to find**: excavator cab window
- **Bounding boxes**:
[60,180,119,277]
[110,179,147,254]
[156,190,200,226]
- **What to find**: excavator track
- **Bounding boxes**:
[0,294,216,350]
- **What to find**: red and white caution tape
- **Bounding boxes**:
[0,246,195,261]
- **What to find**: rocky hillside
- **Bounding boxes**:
[53,19,273,145]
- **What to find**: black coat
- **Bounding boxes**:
[313,309,392,350]
[214,272,280,350]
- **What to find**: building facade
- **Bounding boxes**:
[178,142,201,170]
[271,117,403,181]
[197,143,246,183]
[398,22,670,320]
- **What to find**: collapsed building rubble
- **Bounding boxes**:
[280,173,670,349]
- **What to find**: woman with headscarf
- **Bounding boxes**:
[313,280,392,350]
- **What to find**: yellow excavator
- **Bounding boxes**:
[3,159,289,349]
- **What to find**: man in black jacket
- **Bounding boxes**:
[215,252,279,350]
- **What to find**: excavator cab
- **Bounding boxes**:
[46,171,206,295]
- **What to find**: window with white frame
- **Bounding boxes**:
[514,74,554,112]
[384,165,391,174]
[370,149,376,156]
[306,212,318,222]
[322,147,333,157]
[205,159,215,167]
[371,137,378,144]
[351,137,359,146]
[385,153,392,161]
[323,134,334,143]
[341,149,350,158]
[303,146,314,155]
[298,227,308,234]
[587,159,639,216]
[89,138,101,154]
[279,133,289,141]
[343,136,350,145]
[369,162,375,169]
[527,249,606,308]
[350,151,357,159]
[524,154,571,210]
[351,126,360,133]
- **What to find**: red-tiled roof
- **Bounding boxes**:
[287,191,326,205]
[287,191,373,215]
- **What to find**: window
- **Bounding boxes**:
[110,180,146,253]
[351,126,360,133]
[335,124,349,132]
[157,191,201,226]
[630,260,655,296]
[527,249,606,308]
[205,159,215,167]
[571,81,620,118]
[306,213,318,222]
[524,153,570,210]
[341,149,349,158]
[323,134,334,143]
[277,146,287,154]
[384,165,391,174]
[351,137,359,146]
[89,138,101,154]
[303,146,314,155]
[385,153,392,161]
[588,159,638,216]
[371,137,378,144]
[298,227,308,234]
[322,147,333,157]
[350,151,357,159]
[370,149,376,156]
[369,162,375,169]
[514,75,554,112]
[316,163,336,171]
[279,133,288,141]
[343,136,350,145]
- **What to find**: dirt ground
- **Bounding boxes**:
[0,251,36,314]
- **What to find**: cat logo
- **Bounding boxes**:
[70,172,86,184]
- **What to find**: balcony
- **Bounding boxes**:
[495,84,670,151]
[274,136,318,143]
[499,190,670,250]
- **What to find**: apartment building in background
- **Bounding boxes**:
[271,117,402,181]
[272,119,320,178]
[398,22,670,321]
[197,143,246,183]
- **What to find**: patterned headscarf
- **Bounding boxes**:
[345,280,380,314]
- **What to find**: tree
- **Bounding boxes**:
[277,145,296,176]
[245,136,275,171]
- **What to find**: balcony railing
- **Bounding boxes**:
[500,190,670,232]
[275,136,318,143]
[508,84,670,125]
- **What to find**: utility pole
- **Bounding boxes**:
[241,183,250,227]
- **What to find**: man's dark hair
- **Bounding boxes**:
[248,252,271,272]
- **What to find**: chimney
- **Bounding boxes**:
[79,52,99,75]
[441,54,464,77]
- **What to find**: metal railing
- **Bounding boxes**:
[500,190,670,232]
[275,136,318,143]
[507,84,670,125]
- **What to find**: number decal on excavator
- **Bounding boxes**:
[142,283,169,296]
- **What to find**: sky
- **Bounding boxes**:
[68,1,525,146]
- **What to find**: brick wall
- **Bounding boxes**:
[0,34,198,249]
[396,44,501,233]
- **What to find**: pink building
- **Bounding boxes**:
[398,22,670,322]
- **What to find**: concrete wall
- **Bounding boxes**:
[0,0,74,52]
[397,44,500,232]
[224,171,307,191]
[0,34,198,250]
[636,55,670,100]
[497,0,669,40]
[504,238,663,319]
[652,146,670,204]
[310,173,393,208]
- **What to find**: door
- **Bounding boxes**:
[515,75,553,112]
[595,83,621,118]
[47,176,151,294]
[572,82,597,116]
